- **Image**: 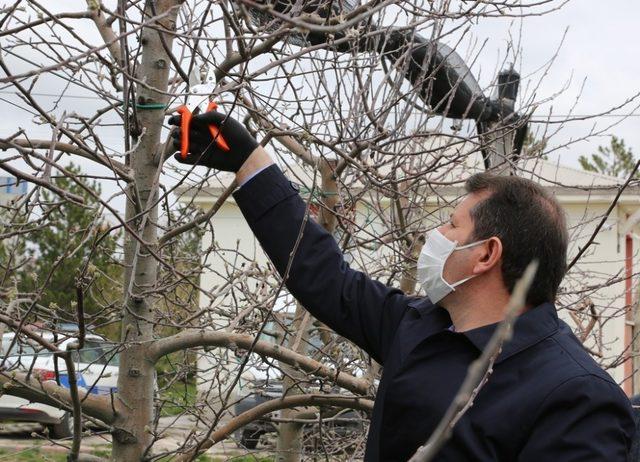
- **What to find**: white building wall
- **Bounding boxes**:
[191,186,635,398]
[562,202,627,382]
[195,200,268,411]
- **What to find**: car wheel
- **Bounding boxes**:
[47,412,72,439]
[240,428,263,449]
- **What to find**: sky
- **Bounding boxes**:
[1,0,640,210]
[460,0,640,164]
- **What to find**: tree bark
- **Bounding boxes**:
[176,394,374,461]
[276,159,340,462]
[0,371,115,424]
[149,330,369,395]
[112,2,179,461]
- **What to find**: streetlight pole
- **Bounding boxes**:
[479,67,524,175]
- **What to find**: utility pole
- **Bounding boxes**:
[481,67,522,175]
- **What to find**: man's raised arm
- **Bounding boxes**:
[169,110,411,364]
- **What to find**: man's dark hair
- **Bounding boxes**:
[464,173,568,306]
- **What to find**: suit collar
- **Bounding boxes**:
[461,302,559,363]
[407,297,451,326]
[408,298,559,364]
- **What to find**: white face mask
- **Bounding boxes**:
[417,229,487,304]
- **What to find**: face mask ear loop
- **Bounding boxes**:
[450,274,477,289]
[446,238,488,290]
[454,238,490,252]
[439,240,459,292]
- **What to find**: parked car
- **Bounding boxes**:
[0,329,119,438]
[233,374,366,450]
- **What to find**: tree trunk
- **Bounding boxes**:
[276,160,339,462]
[276,302,318,461]
[400,234,424,295]
[112,2,179,461]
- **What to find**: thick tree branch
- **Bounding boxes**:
[0,371,116,424]
[87,1,122,65]
[0,139,132,182]
[214,31,285,81]
[0,11,92,38]
[60,350,83,461]
[176,394,374,461]
[149,331,370,395]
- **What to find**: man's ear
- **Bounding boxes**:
[473,237,502,275]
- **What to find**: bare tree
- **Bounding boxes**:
[0,1,638,461]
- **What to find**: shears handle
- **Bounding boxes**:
[176,105,192,160]
[205,102,231,152]
[175,102,231,160]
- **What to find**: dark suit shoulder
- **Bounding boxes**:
[549,320,619,385]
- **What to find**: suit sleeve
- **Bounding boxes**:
[233,164,409,364]
[517,375,634,461]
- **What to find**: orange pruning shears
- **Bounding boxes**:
[175,100,230,160]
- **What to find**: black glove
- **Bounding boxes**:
[168,110,259,172]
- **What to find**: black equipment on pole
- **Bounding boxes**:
[244,1,530,164]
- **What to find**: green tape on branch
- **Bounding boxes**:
[299,185,340,199]
[134,103,167,110]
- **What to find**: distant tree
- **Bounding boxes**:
[19,163,122,334]
[155,203,204,328]
[520,131,548,159]
[579,136,637,178]
[0,207,27,297]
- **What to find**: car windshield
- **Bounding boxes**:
[0,336,52,369]
[1,336,119,368]
[77,340,119,366]
[1,338,35,357]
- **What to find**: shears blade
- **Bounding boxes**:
[176,79,230,159]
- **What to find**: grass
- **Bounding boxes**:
[158,379,198,417]
[0,377,271,461]
[201,457,274,462]
[0,448,274,462]
[0,447,101,461]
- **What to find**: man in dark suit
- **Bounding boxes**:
[169,110,635,461]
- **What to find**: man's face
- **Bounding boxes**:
[436,192,490,288]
